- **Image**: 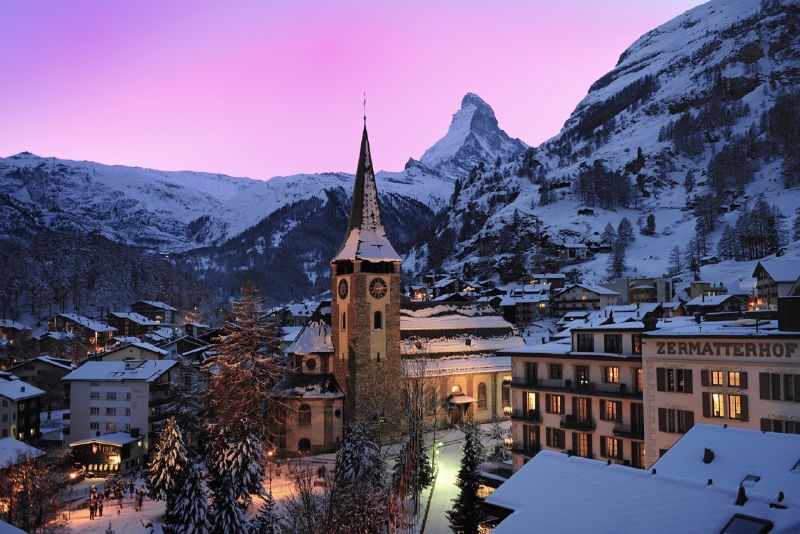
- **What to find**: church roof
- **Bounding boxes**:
[332,125,401,262]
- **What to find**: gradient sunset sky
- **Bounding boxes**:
[0,0,703,179]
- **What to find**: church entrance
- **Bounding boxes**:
[447,394,476,424]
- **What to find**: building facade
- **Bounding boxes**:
[0,372,45,442]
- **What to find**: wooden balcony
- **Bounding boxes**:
[560,415,596,431]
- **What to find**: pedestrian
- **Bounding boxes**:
[98,497,104,517]
[89,499,95,521]
[137,489,144,511]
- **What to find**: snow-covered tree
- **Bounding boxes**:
[206,422,264,510]
[601,223,616,245]
[447,422,485,534]
[250,492,281,534]
[173,460,210,534]
[204,283,285,444]
[684,170,695,192]
[616,218,635,247]
[208,475,247,534]
[148,417,189,529]
[607,240,626,279]
[487,416,509,461]
[642,214,656,236]
[667,246,683,275]
[393,432,433,499]
[165,362,206,449]
[794,212,800,241]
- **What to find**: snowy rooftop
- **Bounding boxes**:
[644,317,799,338]
[401,303,515,331]
[136,300,178,311]
[57,313,116,332]
[281,326,304,344]
[286,321,332,355]
[0,319,30,331]
[755,260,800,283]
[0,437,45,468]
[271,373,344,399]
[108,311,159,326]
[555,284,620,297]
[34,331,76,341]
[686,294,740,307]
[404,355,511,377]
[10,355,74,371]
[488,426,800,533]
[499,339,572,356]
[70,431,141,447]
[63,360,177,382]
[104,341,169,357]
[0,377,45,401]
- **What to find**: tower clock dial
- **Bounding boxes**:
[369,277,388,299]
[337,279,349,299]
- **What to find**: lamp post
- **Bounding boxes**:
[266,449,275,493]
[68,472,77,520]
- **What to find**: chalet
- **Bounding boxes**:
[409,285,430,301]
[0,319,31,346]
[551,284,621,316]
[752,260,800,310]
[431,277,463,298]
[561,243,588,262]
[0,437,45,470]
[527,274,566,291]
[684,294,746,314]
[500,294,549,326]
[93,341,168,361]
[8,356,74,411]
[48,314,117,356]
[184,322,211,338]
[688,281,728,299]
[0,372,45,442]
[160,335,208,358]
[32,331,78,360]
[263,303,314,327]
[130,300,179,325]
[627,277,674,304]
[106,312,158,337]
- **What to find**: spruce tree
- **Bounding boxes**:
[148,417,189,529]
[251,492,281,534]
[616,218,635,247]
[173,460,210,534]
[667,246,682,276]
[794,213,800,241]
[601,223,616,245]
[607,240,626,279]
[447,422,485,534]
[643,214,656,236]
[487,416,509,461]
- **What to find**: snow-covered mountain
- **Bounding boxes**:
[411,0,800,293]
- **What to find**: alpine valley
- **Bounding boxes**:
[1,0,799,314]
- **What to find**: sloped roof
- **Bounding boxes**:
[108,311,159,326]
[287,321,333,355]
[0,377,45,401]
[0,438,45,468]
[686,294,739,308]
[63,360,177,382]
[754,260,800,283]
[271,373,344,399]
[57,313,116,333]
[134,300,178,311]
[555,284,620,297]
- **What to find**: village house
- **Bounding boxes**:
[0,371,45,442]
[0,437,45,470]
[684,294,746,315]
[92,340,168,361]
[48,313,117,356]
[130,300,179,325]
[687,280,728,299]
[106,311,159,337]
[752,260,800,310]
[561,242,588,263]
[551,284,621,316]
[8,355,74,411]
[527,273,566,291]
[627,277,674,304]
[0,319,31,347]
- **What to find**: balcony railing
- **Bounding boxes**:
[511,409,542,423]
[511,443,541,457]
[560,415,596,431]
[511,377,643,399]
[612,423,644,440]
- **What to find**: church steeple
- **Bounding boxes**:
[333,123,401,262]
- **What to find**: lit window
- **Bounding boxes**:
[550,395,563,414]
[605,401,618,421]
[605,437,620,459]
[711,371,724,386]
[577,433,590,458]
[605,367,620,384]
[712,393,726,418]
[728,395,742,420]
[728,372,741,387]
[580,295,588,301]
[478,383,487,409]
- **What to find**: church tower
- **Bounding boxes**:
[331,123,402,422]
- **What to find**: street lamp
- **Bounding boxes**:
[68,472,77,520]
[266,449,276,493]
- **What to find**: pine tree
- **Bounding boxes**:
[204,283,285,444]
[447,422,485,534]
[684,170,695,193]
[684,238,703,279]
[601,223,616,245]
[616,218,635,247]
[794,213,800,241]
[251,492,281,534]
[173,461,210,534]
[642,214,656,236]
[717,225,738,260]
[148,417,189,529]
[206,422,264,510]
[607,240,626,279]
[667,246,682,275]
[209,475,246,534]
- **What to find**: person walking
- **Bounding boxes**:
[89,499,96,521]
[98,497,104,517]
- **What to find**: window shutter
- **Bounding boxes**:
[701,370,709,387]
[658,408,666,432]
[684,410,694,431]
[760,418,771,432]
[545,394,552,413]
[656,368,666,391]
[599,399,606,420]
[740,395,748,422]
[684,369,693,393]
[702,392,710,418]
[546,427,552,447]
[795,376,800,403]
[572,432,578,453]
[759,373,770,400]
[587,398,592,420]
[587,436,593,458]
[740,372,748,390]
[600,436,607,458]
[572,397,577,417]
[616,401,623,423]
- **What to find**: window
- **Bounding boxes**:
[604,334,622,354]
[501,383,510,408]
[546,427,565,449]
[1,415,6,422]
[631,441,646,469]
[602,400,619,421]
[305,358,317,371]
[576,433,590,458]
[90,407,100,415]
[602,436,622,459]
[298,438,311,452]
[772,374,782,400]
[106,408,116,416]
[658,408,694,434]
[785,375,796,401]
[373,311,382,330]
[524,392,537,413]
[759,373,799,401]
[125,408,131,416]
[604,367,620,384]
[631,334,642,355]
[341,312,346,331]
[635,368,644,393]
[576,397,590,421]
[478,383,487,409]
[548,363,562,380]
[547,394,564,414]
[576,334,594,352]
[105,422,117,431]
[90,392,100,400]
[525,362,537,384]
[657,368,692,393]
[711,371,724,386]
[106,392,117,401]
[90,422,99,430]
[761,418,800,435]
[575,366,590,387]
[728,372,741,388]
[126,392,131,400]
[298,404,311,425]
[711,393,726,418]
[728,395,743,419]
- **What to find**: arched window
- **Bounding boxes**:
[374,311,383,330]
[298,438,311,452]
[298,404,311,425]
[450,385,462,394]
[478,383,487,409]
[341,312,346,331]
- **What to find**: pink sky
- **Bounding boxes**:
[0,0,703,179]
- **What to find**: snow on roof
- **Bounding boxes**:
[282,326,304,343]
[286,303,314,317]
[70,431,141,447]
[63,360,177,382]
[651,424,800,508]
[562,311,590,318]
[499,294,549,307]
[0,377,45,401]
[563,242,587,248]
[25,355,73,371]
[644,318,798,338]
[556,284,620,297]
[499,339,572,356]
[401,303,515,331]
[56,313,116,332]
[754,260,800,283]
[271,373,344,399]
[686,294,739,307]
[333,226,402,262]
[108,311,159,326]
[286,321,333,355]
[0,319,30,331]
[104,341,169,356]
[0,438,45,468]
[572,321,646,331]
[488,447,799,534]
[136,300,178,311]
[404,356,511,377]
[432,277,458,288]
[34,331,77,341]
[530,273,566,279]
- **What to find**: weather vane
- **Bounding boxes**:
[363,91,367,124]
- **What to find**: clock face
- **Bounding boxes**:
[369,277,388,299]
[337,279,349,299]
